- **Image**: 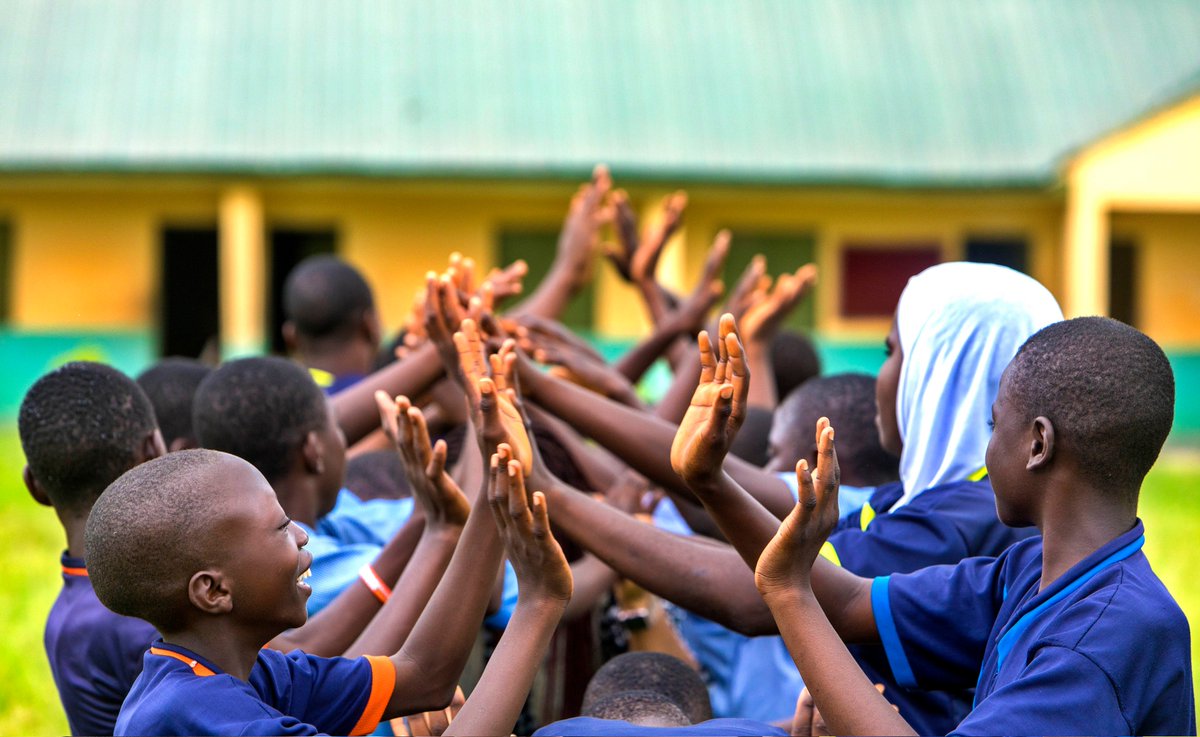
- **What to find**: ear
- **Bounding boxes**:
[188,569,233,615]
[1027,416,1056,471]
[302,431,325,476]
[282,321,299,354]
[23,466,53,507]
[168,436,198,453]
[137,429,168,464]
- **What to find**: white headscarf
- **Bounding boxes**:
[892,263,1063,509]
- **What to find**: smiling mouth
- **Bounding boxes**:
[297,568,312,584]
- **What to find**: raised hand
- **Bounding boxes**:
[724,255,770,323]
[455,319,533,471]
[376,392,471,530]
[740,264,818,344]
[661,230,730,337]
[424,272,470,384]
[669,314,750,489]
[607,189,688,285]
[555,164,613,293]
[483,259,528,303]
[754,418,841,597]
[487,445,573,603]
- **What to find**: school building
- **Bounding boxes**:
[1,1,1199,436]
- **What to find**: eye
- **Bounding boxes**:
[278,518,292,531]
[986,418,996,431]
[883,338,893,358]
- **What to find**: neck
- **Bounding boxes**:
[271,476,320,528]
[298,342,374,380]
[61,512,88,560]
[163,625,270,681]
[1036,478,1137,591]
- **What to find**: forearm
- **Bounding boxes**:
[545,481,778,635]
[526,404,620,492]
[744,340,777,410]
[450,419,484,503]
[389,491,504,714]
[765,589,914,736]
[654,341,701,424]
[530,371,794,517]
[270,515,426,656]
[344,527,461,658]
[689,472,786,573]
[440,599,564,735]
[613,319,682,385]
[334,342,445,445]
[507,262,581,321]
[563,555,619,621]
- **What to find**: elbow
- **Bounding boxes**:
[714,591,779,637]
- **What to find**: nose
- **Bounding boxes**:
[292,522,309,549]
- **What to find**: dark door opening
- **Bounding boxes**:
[1109,238,1138,327]
[268,228,337,354]
[160,227,220,358]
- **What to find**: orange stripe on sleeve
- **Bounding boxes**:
[62,565,89,577]
[349,655,396,736]
[149,647,216,676]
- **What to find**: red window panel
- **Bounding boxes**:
[841,244,941,317]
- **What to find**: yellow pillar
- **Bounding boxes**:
[1062,184,1109,318]
[218,185,267,357]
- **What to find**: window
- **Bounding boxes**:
[1109,238,1138,327]
[498,230,595,331]
[0,221,10,324]
[721,232,817,330]
[268,228,337,354]
[160,227,219,358]
[841,243,941,318]
[966,236,1029,274]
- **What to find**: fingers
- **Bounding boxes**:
[506,459,534,534]
[530,491,550,541]
[796,458,816,513]
[428,439,448,483]
[725,330,750,422]
[697,331,716,383]
[375,390,399,442]
[714,314,733,383]
[408,406,434,470]
[478,376,501,436]
[454,319,487,399]
[701,230,732,284]
[488,448,509,534]
[815,420,840,497]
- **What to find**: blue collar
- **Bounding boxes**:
[975,521,1145,700]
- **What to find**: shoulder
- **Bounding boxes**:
[119,667,280,736]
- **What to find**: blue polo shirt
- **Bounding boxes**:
[534,716,787,736]
[811,479,1038,735]
[44,554,158,736]
[116,641,395,736]
[873,519,1194,735]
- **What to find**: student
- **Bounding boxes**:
[525,263,1062,731]
[194,357,415,614]
[18,362,164,736]
[86,440,571,736]
[283,255,382,395]
[750,317,1194,735]
[535,653,785,736]
[136,358,212,451]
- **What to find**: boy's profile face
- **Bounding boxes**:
[985,369,1034,527]
[875,320,903,457]
[213,456,313,634]
[315,398,348,518]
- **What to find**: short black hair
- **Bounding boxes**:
[18,362,159,517]
[137,358,212,448]
[583,690,691,726]
[582,652,711,724]
[771,331,821,400]
[193,357,327,482]
[283,255,375,341]
[86,449,223,632]
[1005,316,1174,496]
[344,450,412,501]
[778,373,899,485]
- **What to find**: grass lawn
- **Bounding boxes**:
[0,425,1197,734]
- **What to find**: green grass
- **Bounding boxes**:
[0,425,1197,735]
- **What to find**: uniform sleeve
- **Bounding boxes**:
[823,503,972,577]
[302,531,383,615]
[254,650,396,737]
[316,490,414,545]
[872,555,1004,691]
[952,646,1129,736]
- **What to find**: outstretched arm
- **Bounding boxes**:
[756,423,905,736]
[443,452,571,735]
[519,354,795,519]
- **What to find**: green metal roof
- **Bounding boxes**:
[1,0,1199,186]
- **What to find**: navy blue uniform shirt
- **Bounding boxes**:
[874,519,1194,735]
[45,554,158,736]
[116,641,395,736]
[823,480,1038,735]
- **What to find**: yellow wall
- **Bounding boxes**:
[1111,211,1200,347]
[0,176,1074,349]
